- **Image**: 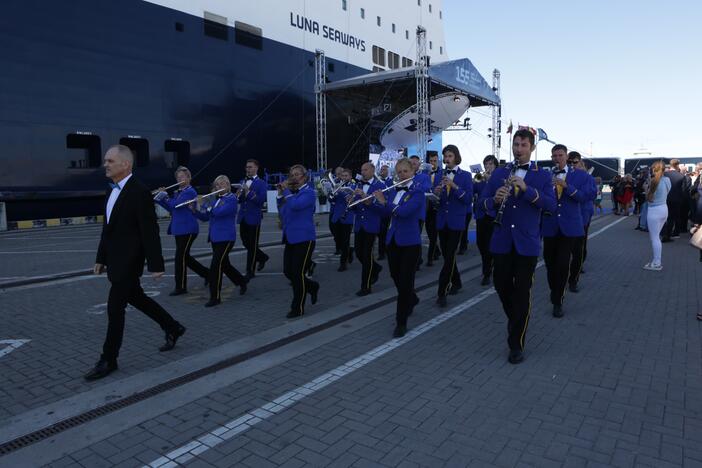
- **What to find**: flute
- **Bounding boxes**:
[174,188,226,208]
[347,178,411,208]
[151,181,184,196]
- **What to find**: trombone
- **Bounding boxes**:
[347,178,412,208]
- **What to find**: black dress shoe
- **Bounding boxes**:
[356,288,371,297]
[257,257,268,272]
[239,279,248,295]
[169,289,187,296]
[84,359,118,381]
[552,304,564,318]
[508,349,524,364]
[286,310,303,319]
[437,296,447,307]
[205,299,221,308]
[568,283,579,293]
[449,284,462,295]
[337,264,347,272]
[160,324,186,352]
[308,282,319,305]
[393,324,407,338]
[480,275,491,286]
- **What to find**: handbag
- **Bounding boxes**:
[690,225,702,250]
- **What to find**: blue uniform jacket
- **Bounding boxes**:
[428,169,443,189]
[413,173,431,221]
[479,162,556,256]
[237,177,267,226]
[472,180,494,220]
[350,178,387,234]
[542,167,593,238]
[382,185,426,246]
[156,186,199,236]
[434,167,473,231]
[330,183,355,225]
[580,172,597,226]
[194,193,238,243]
[277,183,316,244]
[383,176,393,187]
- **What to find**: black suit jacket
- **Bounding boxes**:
[664,170,685,202]
[96,176,165,283]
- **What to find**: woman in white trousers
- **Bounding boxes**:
[644,161,671,271]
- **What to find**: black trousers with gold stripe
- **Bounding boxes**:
[437,228,462,297]
[354,229,380,291]
[174,234,209,291]
[283,240,318,315]
[208,241,246,301]
[493,249,537,351]
[543,234,576,305]
[387,241,421,327]
[240,221,269,276]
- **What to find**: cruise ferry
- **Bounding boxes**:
[0,0,449,221]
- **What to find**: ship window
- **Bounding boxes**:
[406,30,409,39]
[439,46,443,54]
[429,4,432,13]
[372,66,385,72]
[372,46,386,66]
[377,16,381,27]
[203,12,228,41]
[66,133,102,169]
[165,139,190,168]
[175,22,184,32]
[388,52,400,69]
[439,10,442,19]
[360,8,365,19]
[235,21,263,50]
[119,137,150,168]
[429,41,433,50]
[341,0,347,11]
[402,57,413,67]
[392,23,396,33]
[417,0,421,5]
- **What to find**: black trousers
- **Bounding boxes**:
[493,250,538,352]
[102,278,179,361]
[283,240,318,315]
[174,234,209,291]
[355,229,380,291]
[680,201,690,235]
[334,222,352,266]
[569,223,590,286]
[664,200,681,238]
[476,216,495,278]
[240,221,269,276]
[209,241,246,300]
[329,214,338,251]
[459,213,473,252]
[437,228,462,297]
[425,207,439,261]
[378,218,389,258]
[387,241,421,327]
[543,234,576,306]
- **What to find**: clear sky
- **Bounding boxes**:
[441,0,702,166]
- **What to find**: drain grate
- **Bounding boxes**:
[0,263,479,456]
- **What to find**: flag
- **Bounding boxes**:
[537,128,548,141]
[506,120,513,134]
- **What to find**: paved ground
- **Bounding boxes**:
[2,212,701,467]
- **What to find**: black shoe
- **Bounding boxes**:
[169,289,187,296]
[437,296,447,307]
[239,279,248,295]
[257,257,268,272]
[508,349,524,364]
[160,324,186,352]
[348,248,354,263]
[371,265,382,284]
[286,310,303,319]
[393,324,407,338]
[205,299,221,308]
[308,282,319,305]
[356,288,371,297]
[552,304,564,318]
[568,283,579,293]
[480,275,491,286]
[84,359,118,381]
[337,264,347,272]
[457,248,467,255]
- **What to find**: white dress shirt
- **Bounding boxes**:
[106,173,132,223]
[245,175,257,188]
[392,180,413,205]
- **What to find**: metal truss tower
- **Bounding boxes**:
[415,26,429,161]
[315,50,327,171]
[491,69,501,158]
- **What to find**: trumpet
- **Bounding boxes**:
[493,163,518,227]
[347,178,412,208]
[151,181,185,199]
[174,185,241,208]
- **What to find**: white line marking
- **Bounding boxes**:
[0,339,31,359]
[144,216,626,467]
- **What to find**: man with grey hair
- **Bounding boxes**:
[85,145,186,381]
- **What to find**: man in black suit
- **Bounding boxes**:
[662,159,685,242]
[85,145,186,381]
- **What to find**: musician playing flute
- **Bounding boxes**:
[478,130,555,364]
[154,166,209,296]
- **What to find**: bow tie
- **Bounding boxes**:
[553,169,566,175]
[431,170,438,175]
[517,164,530,171]
[245,176,254,181]
[109,183,121,190]
[445,169,456,174]
[396,186,409,192]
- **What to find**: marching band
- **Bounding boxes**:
[89,132,602,380]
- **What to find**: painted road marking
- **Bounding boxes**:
[0,339,31,359]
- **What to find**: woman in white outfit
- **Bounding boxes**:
[644,161,671,271]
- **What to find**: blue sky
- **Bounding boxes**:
[442,0,702,165]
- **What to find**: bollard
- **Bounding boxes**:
[0,202,6,231]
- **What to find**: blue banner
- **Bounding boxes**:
[428,59,500,107]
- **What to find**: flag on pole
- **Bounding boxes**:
[537,128,549,142]
[506,120,513,134]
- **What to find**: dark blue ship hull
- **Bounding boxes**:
[0,0,369,221]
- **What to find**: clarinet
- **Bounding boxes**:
[493,163,518,227]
